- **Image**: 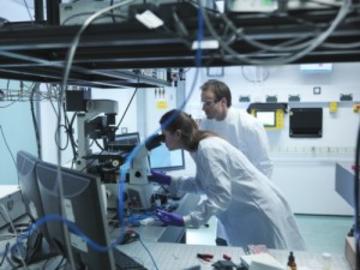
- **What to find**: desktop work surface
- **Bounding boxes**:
[0,189,352,269]
[0,241,349,270]
[118,242,351,270]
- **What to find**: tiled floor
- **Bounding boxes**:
[186,215,353,256]
[295,215,353,255]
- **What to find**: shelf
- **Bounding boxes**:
[0,2,359,86]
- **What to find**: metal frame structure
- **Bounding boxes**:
[0,1,359,87]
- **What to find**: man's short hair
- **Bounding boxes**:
[200,79,232,107]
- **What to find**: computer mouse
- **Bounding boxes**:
[121,230,139,245]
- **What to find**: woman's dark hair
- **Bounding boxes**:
[160,109,214,151]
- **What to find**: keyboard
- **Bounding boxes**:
[114,248,147,270]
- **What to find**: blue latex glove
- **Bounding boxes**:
[155,209,184,226]
[148,170,171,185]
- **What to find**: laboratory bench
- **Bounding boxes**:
[0,188,353,269]
[0,239,352,269]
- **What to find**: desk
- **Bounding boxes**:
[0,191,351,269]
[335,162,355,208]
[117,241,244,270]
[0,238,352,269]
[116,242,352,270]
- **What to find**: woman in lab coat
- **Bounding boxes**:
[152,109,305,250]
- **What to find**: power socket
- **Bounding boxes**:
[313,86,321,95]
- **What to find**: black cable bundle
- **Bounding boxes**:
[30,83,42,160]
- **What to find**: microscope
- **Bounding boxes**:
[66,89,163,211]
[126,134,164,210]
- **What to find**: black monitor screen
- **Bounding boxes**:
[149,144,185,171]
[289,108,323,138]
[36,161,115,270]
[17,151,53,245]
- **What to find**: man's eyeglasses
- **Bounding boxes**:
[201,99,220,107]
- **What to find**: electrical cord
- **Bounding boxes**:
[62,12,127,25]
[138,237,159,270]
[94,139,104,151]
[54,124,70,151]
[21,0,33,21]
[0,204,29,270]
[30,83,42,160]
[110,0,116,23]
[0,125,17,171]
[66,111,79,163]
[198,0,352,65]
[115,87,138,130]
[0,243,9,267]
[46,84,60,118]
[54,256,66,270]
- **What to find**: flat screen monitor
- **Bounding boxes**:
[255,111,276,128]
[289,108,323,138]
[36,161,115,270]
[149,144,185,171]
[16,151,51,242]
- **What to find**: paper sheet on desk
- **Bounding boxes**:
[241,253,284,270]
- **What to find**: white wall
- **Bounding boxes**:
[182,63,360,215]
[0,1,33,21]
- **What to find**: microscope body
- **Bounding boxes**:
[68,96,162,211]
[126,145,153,210]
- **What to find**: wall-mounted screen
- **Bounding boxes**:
[255,111,276,128]
[149,144,185,171]
[289,108,323,138]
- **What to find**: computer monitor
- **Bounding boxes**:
[289,108,323,138]
[16,151,51,241]
[36,161,116,270]
[149,144,185,171]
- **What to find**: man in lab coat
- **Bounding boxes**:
[199,79,273,245]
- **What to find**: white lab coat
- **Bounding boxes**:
[200,107,273,178]
[168,137,305,250]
